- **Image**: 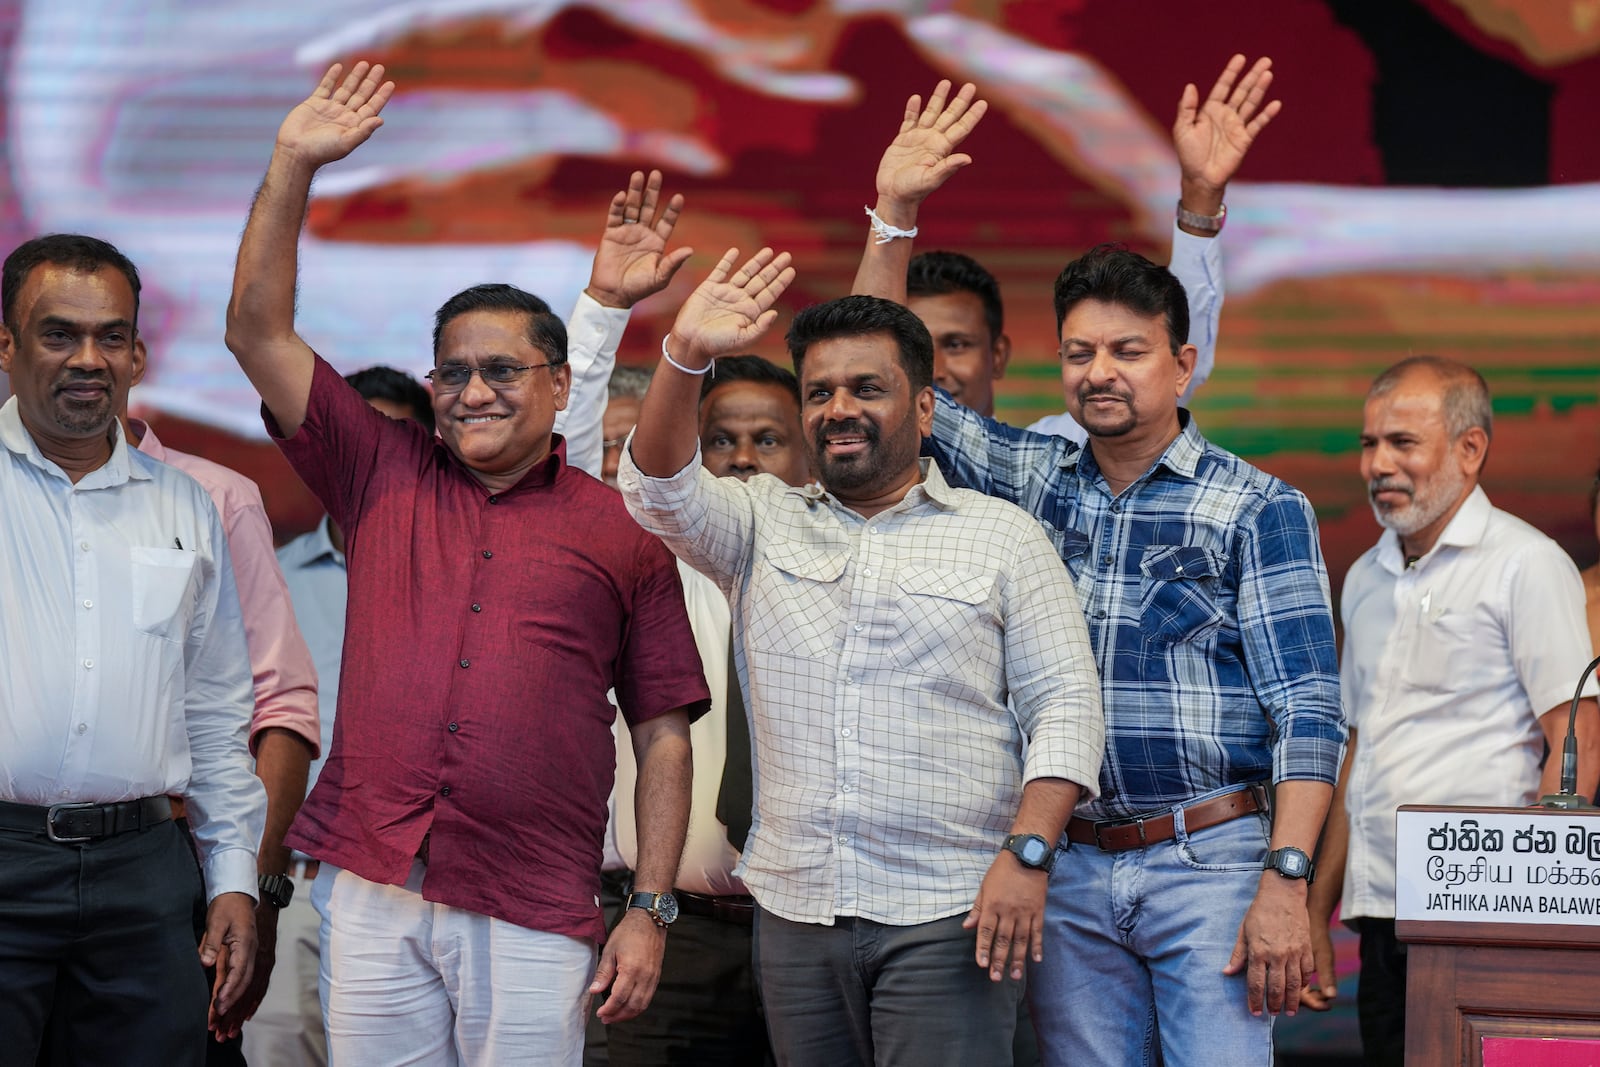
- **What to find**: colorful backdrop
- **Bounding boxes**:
[1,0,1598,595]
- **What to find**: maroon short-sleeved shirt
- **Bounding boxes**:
[273,356,709,942]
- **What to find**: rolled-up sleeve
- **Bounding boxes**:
[617,437,758,593]
[1235,487,1346,784]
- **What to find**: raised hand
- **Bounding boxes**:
[874,80,989,209]
[586,170,694,309]
[1173,55,1282,200]
[669,248,796,367]
[275,61,395,170]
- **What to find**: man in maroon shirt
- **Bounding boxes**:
[224,61,710,1064]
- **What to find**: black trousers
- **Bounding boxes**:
[0,819,210,1067]
[1357,917,1409,1067]
[608,909,773,1067]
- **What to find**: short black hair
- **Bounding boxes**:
[907,250,1004,342]
[1053,244,1188,355]
[700,354,800,406]
[432,284,566,365]
[344,365,435,432]
[785,295,934,394]
[3,234,142,333]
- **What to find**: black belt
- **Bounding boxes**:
[674,890,756,927]
[0,796,173,843]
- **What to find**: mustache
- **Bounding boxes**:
[1077,386,1132,404]
[816,419,877,445]
[56,370,113,387]
[1368,478,1413,500]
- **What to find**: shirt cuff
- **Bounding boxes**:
[616,432,703,511]
[203,845,260,904]
[247,705,322,760]
[570,290,632,359]
[1022,726,1103,804]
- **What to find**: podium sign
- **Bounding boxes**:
[1396,807,1600,927]
[1396,807,1600,1066]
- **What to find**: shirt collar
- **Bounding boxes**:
[1377,484,1491,574]
[1062,408,1204,482]
[812,457,959,516]
[129,417,165,461]
[0,396,149,486]
[445,432,568,496]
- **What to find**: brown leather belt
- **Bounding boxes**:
[1066,784,1266,853]
[0,796,172,843]
[674,890,756,927]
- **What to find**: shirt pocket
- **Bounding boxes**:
[889,565,996,676]
[1138,545,1226,646]
[130,545,199,644]
[746,541,847,661]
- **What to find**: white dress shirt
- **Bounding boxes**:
[621,448,1103,926]
[614,561,746,897]
[0,398,265,900]
[1340,486,1597,919]
[1028,225,1223,442]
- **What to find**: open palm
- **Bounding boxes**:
[1173,55,1281,192]
[875,80,988,205]
[672,248,795,361]
[588,170,692,308]
[276,62,395,169]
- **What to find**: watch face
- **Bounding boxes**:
[1020,837,1050,866]
[1277,850,1307,876]
[655,892,679,925]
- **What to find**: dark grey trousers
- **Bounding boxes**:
[755,909,1020,1067]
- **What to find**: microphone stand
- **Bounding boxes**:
[1539,652,1600,810]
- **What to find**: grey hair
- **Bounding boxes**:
[607,364,655,402]
[1369,355,1492,442]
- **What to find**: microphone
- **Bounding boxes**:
[1539,652,1600,810]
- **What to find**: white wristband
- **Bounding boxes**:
[661,334,713,376]
[864,205,919,246]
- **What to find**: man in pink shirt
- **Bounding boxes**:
[122,412,321,1055]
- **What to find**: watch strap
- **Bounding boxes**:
[1176,200,1226,234]
[258,872,295,908]
[1263,846,1316,884]
[1002,832,1057,873]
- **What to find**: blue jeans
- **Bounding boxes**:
[1030,788,1275,1067]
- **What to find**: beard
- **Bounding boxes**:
[1074,385,1137,438]
[811,416,919,495]
[52,372,115,435]
[1368,463,1468,538]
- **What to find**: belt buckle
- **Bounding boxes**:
[1094,814,1149,850]
[45,802,99,843]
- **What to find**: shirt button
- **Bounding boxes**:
[83,659,94,669]
[862,567,873,578]
[853,623,863,633]
[60,788,71,798]
[841,727,852,738]
[481,550,493,559]
[440,785,452,797]
[846,677,858,687]
[76,723,88,734]
[459,659,470,669]
[937,585,947,594]
[1094,610,1107,619]
[842,783,852,792]
[837,835,849,845]
[1101,555,1113,565]
[471,603,482,613]
[79,541,90,551]
[448,722,460,733]
[488,495,500,504]
[1111,502,1122,514]
[82,599,93,609]
[869,527,879,536]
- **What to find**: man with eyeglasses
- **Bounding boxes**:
[223,62,711,1065]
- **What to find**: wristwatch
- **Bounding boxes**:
[258,873,295,909]
[625,890,680,928]
[1001,833,1057,874]
[1263,846,1315,884]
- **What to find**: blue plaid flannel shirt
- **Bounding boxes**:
[927,393,1344,819]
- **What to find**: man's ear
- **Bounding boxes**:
[551,361,572,412]
[0,325,14,376]
[1173,343,1198,398]
[130,335,148,387]
[915,385,935,437]
[990,332,1012,381]
[1456,425,1489,478]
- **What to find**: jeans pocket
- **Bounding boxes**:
[1172,811,1269,873]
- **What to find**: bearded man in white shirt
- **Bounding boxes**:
[0,233,266,1064]
[1305,354,1600,1066]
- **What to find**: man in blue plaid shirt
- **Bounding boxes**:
[924,245,1344,1064]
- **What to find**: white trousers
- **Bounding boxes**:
[312,860,596,1066]
[242,866,327,1067]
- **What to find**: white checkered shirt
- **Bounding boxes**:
[619,449,1103,926]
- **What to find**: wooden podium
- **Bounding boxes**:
[1395,806,1600,1066]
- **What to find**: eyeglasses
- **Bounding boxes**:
[426,362,555,393]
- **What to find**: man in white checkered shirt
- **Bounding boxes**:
[618,244,1104,1067]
